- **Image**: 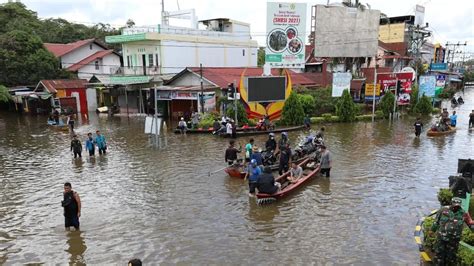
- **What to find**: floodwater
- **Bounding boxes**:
[1,90,473,265]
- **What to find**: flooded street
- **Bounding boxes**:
[1,90,473,264]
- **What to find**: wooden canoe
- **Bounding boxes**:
[224,155,309,179]
[173,126,257,134]
[227,125,305,137]
[256,158,320,201]
[427,126,456,136]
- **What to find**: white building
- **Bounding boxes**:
[106,18,258,77]
[44,39,122,81]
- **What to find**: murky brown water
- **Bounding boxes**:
[1,90,473,265]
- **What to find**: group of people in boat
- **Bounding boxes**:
[429,108,459,132]
[451,96,464,105]
[225,128,331,196]
[47,109,76,131]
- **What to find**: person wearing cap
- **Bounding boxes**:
[244,158,262,196]
[319,145,332,177]
[265,133,277,152]
[432,197,474,265]
[70,134,82,158]
[256,166,281,194]
[250,146,263,167]
[178,117,187,134]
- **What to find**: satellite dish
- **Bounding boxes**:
[401,67,416,81]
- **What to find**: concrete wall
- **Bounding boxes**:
[86,88,98,111]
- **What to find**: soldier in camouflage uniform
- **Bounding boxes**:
[431,197,474,265]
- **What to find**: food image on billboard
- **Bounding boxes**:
[247,76,286,102]
[313,5,380,57]
[265,2,306,68]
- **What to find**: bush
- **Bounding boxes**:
[301,87,337,115]
[335,89,357,122]
[422,216,437,251]
[379,91,395,118]
[311,117,325,124]
[0,85,12,103]
[281,91,305,126]
[458,228,474,265]
[414,94,433,115]
[298,94,315,115]
[432,107,440,115]
[410,84,419,109]
[438,87,456,99]
[355,114,374,121]
[375,110,384,118]
[226,101,248,126]
[355,103,366,115]
[197,113,216,129]
[438,188,453,206]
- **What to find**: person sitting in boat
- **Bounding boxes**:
[225,140,241,166]
[265,133,277,153]
[178,117,187,134]
[244,159,262,197]
[250,146,263,167]
[287,161,303,183]
[256,166,281,195]
[439,108,450,131]
[47,115,57,125]
[457,96,464,104]
[316,127,325,140]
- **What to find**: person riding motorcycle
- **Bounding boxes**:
[265,133,277,152]
[457,96,464,104]
[263,133,277,166]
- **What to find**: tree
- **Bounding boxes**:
[226,101,248,126]
[414,94,433,115]
[126,19,135,28]
[281,91,304,126]
[0,85,12,103]
[0,30,61,86]
[298,94,315,115]
[257,47,265,67]
[335,89,357,122]
[379,91,395,118]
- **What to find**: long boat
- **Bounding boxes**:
[173,126,257,134]
[427,126,456,137]
[256,158,320,204]
[229,125,305,137]
[224,155,309,179]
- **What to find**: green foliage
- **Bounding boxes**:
[247,119,257,126]
[257,47,265,67]
[375,110,384,118]
[414,94,433,115]
[355,103,366,115]
[355,114,374,121]
[438,87,457,99]
[422,216,437,251]
[300,87,337,115]
[281,91,304,126]
[438,188,453,206]
[298,94,315,115]
[458,228,474,266]
[432,107,440,115]
[335,89,357,122]
[197,113,220,129]
[0,85,12,103]
[226,101,248,126]
[379,91,395,118]
[470,195,474,219]
[410,84,419,109]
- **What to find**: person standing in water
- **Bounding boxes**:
[62,182,81,231]
[70,134,82,158]
[414,118,423,137]
[95,130,107,155]
[85,133,95,156]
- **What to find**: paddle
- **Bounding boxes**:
[208,166,228,176]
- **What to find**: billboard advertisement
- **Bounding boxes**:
[364,84,381,101]
[332,72,352,97]
[313,5,380,57]
[419,75,437,97]
[247,76,286,102]
[435,74,446,96]
[377,72,413,105]
[265,2,306,68]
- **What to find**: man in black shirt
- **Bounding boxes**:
[279,145,291,175]
[225,140,241,165]
[414,118,423,137]
[256,166,280,194]
[265,133,277,152]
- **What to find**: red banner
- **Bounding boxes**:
[377,72,413,105]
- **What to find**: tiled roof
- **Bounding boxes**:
[184,67,329,88]
[36,79,88,94]
[44,39,104,57]
[67,50,114,71]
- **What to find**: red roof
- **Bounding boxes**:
[36,79,88,94]
[44,39,105,57]
[67,50,114,71]
[184,67,330,88]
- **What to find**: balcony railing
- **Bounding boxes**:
[110,66,163,76]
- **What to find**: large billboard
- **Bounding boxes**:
[265,2,306,68]
[435,74,446,97]
[247,76,286,102]
[377,72,413,105]
[313,5,380,57]
[419,75,437,97]
[332,72,352,97]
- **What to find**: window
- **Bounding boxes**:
[148,54,154,67]
[242,49,245,56]
[95,60,99,70]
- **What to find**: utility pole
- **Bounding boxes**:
[407,23,431,85]
[234,79,238,126]
[200,63,204,113]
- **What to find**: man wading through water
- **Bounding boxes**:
[62,182,81,230]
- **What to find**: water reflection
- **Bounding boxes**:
[66,230,87,265]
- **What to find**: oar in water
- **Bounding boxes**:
[208,166,228,176]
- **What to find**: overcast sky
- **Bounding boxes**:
[5,0,474,56]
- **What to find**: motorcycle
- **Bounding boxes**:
[292,135,323,161]
[457,97,464,104]
[262,150,277,166]
[451,97,458,105]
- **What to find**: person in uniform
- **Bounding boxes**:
[431,197,474,265]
